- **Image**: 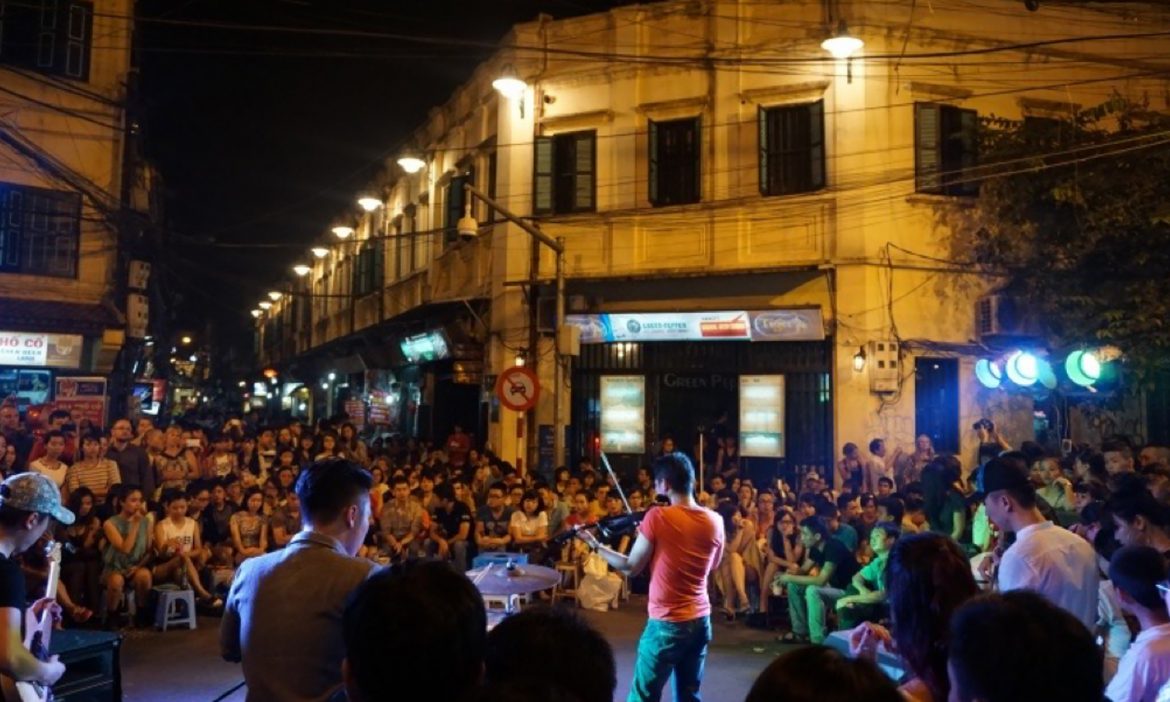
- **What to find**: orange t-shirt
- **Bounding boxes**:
[638,504,724,622]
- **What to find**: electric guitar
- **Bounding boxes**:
[0,540,62,702]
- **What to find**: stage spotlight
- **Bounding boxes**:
[1005,350,1039,387]
[975,359,1002,389]
[1066,350,1102,387]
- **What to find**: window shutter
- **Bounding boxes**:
[808,101,825,190]
[36,1,56,68]
[915,103,941,193]
[758,107,770,195]
[958,108,978,195]
[533,136,554,214]
[648,120,659,206]
[63,2,90,79]
[574,133,595,211]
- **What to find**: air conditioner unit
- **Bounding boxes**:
[976,294,1038,342]
[868,340,900,393]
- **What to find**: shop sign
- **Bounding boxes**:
[0,331,84,368]
[345,399,366,427]
[600,375,645,454]
[739,375,785,458]
[400,330,451,364]
[495,367,540,412]
[54,376,107,429]
[565,309,824,344]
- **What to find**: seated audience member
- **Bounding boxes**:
[65,432,121,505]
[509,490,549,560]
[152,489,219,605]
[534,480,568,536]
[978,454,1100,630]
[269,491,301,548]
[101,484,153,626]
[745,645,902,702]
[816,501,859,552]
[849,532,979,702]
[1105,546,1170,702]
[563,490,597,532]
[476,483,513,552]
[429,482,473,571]
[836,521,899,629]
[901,495,928,534]
[715,503,761,621]
[229,487,268,565]
[759,506,803,617]
[775,515,859,644]
[483,607,615,702]
[948,591,1105,702]
[1108,477,1170,560]
[342,561,486,702]
[58,487,102,614]
[379,475,423,561]
[876,476,894,499]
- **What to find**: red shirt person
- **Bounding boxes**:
[445,425,471,469]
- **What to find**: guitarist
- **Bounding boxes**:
[0,473,73,695]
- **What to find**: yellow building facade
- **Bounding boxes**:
[0,0,135,420]
[259,0,1170,481]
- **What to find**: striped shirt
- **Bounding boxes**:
[65,459,122,499]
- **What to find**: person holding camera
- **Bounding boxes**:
[975,418,1011,469]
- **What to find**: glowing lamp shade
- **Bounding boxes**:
[292,264,312,277]
[311,247,329,259]
[331,225,355,239]
[258,301,273,310]
[357,196,382,212]
[1066,350,1102,387]
[975,359,1003,389]
[250,309,262,318]
[396,155,426,174]
[1005,351,1039,387]
[267,291,283,301]
[492,64,527,100]
[821,20,864,59]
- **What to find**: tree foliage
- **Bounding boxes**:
[945,94,1170,380]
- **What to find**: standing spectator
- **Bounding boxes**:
[154,427,195,498]
[1104,440,1138,477]
[922,455,968,546]
[1105,546,1170,702]
[342,561,485,702]
[0,433,16,477]
[445,424,472,471]
[27,409,75,464]
[974,418,1011,469]
[428,482,473,571]
[948,591,1104,702]
[1108,478,1170,560]
[0,403,31,471]
[27,430,69,489]
[100,485,153,626]
[221,460,376,702]
[105,419,154,500]
[863,439,897,495]
[230,488,268,565]
[1035,456,1076,515]
[897,434,934,489]
[978,455,1099,629]
[775,515,859,644]
[475,483,513,552]
[64,433,121,504]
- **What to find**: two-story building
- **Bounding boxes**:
[0,0,141,426]
[257,0,1170,481]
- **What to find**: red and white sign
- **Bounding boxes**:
[0,332,84,368]
[54,376,107,429]
[495,367,540,412]
[345,399,366,427]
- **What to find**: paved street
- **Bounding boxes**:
[118,596,786,701]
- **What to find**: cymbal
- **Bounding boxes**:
[469,562,561,596]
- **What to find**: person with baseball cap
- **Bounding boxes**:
[977,453,1099,629]
[0,472,75,688]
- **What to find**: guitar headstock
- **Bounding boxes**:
[42,540,62,567]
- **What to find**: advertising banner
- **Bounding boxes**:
[739,375,785,458]
[600,375,646,454]
[0,331,84,368]
[565,309,823,344]
[54,376,107,429]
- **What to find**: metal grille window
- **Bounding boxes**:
[759,101,825,197]
[0,182,81,278]
[533,131,595,215]
[0,0,93,81]
[915,103,978,196]
[649,117,700,207]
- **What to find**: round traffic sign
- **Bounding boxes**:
[495,367,540,412]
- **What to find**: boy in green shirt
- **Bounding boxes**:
[836,522,900,629]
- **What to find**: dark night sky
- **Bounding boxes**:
[136,0,626,357]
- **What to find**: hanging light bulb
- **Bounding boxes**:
[852,346,867,372]
[821,20,864,59]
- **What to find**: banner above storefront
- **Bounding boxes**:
[0,331,84,368]
[565,309,824,344]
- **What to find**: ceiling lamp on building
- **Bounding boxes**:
[258,301,273,310]
[332,224,355,239]
[397,152,426,174]
[250,309,262,318]
[292,264,312,276]
[357,195,383,212]
[492,64,528,100]
[267,291,283,301]
[975,358,1003,389]
[1066,349,1103,387]
[311,247,330,259]
[821,20,864,59]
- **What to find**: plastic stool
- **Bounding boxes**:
[552,563,580,606]
[154,585,197,631]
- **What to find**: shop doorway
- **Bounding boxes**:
[655,372,737,462]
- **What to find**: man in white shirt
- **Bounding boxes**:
[862,439,897,495]
[978,454,1099,630]
[1107,546,1170,702]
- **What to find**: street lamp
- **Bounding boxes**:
[397,151,426,174]
[492,64,527,100]
[250,309,262,318]
[258,301,273,310]
[332,224,354,239]
[292,264,312,277]
[311,247,330,259]
[821,20,864,59]
[180,335,192,345]
[357,195,383,212]
[267,291,283,301]
[458,182,566,466]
